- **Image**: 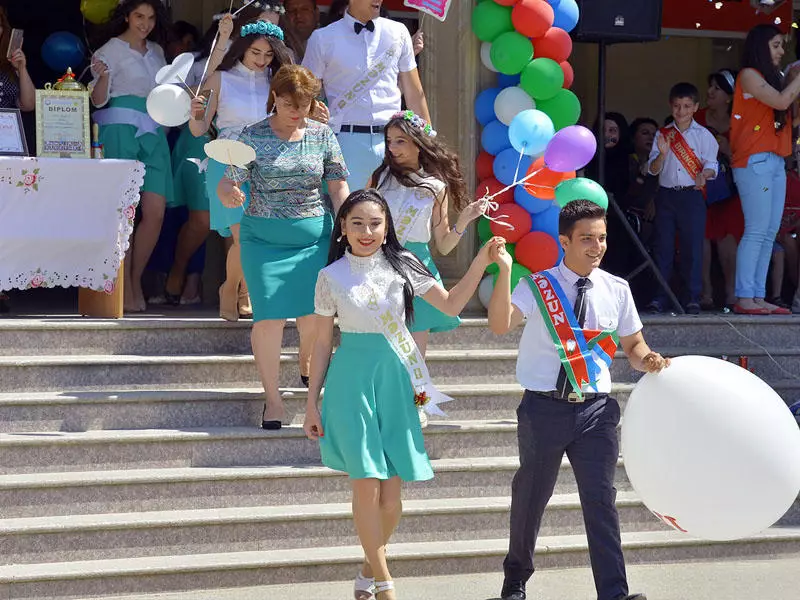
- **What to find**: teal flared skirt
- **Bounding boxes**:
[171,126,209,211]
[206,158,251,238]
[405,241,460,333]
[98,95,175,206]
[240,212,332,321]
[320,333,434,482]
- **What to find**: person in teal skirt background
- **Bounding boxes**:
[218,64,349,429]
[90,0,174,313]
[303,189,506,600]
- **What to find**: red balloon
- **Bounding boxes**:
[494,0,517,5]
[515,231,560,273]
[561,61,574,89]
[489,203,532,243]
[533,27,573,63]
[476,151,495,182]
[477,177,514,205]
[512,0,554,39]
[522,157,575,200]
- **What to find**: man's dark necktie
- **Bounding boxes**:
[354,20,375,34]
[555,277,593,396]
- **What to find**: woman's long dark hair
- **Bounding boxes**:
[217,20,293,76]
[371,115,469,228]
[328,189,433,325]
[99,0,171,48]
[742,24,787,130]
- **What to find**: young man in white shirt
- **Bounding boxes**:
[302,0,430,189]
[488,200,669,600]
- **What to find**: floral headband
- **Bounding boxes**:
[392,110,437,138]
[247,1,286,14]
[241,20,285,41]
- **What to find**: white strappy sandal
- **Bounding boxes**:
[354,571,375,600]
[374,580,395,598]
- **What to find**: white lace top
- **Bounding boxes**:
[90,38,166,107]
[216,62,271,140]
[380,172,446,244]
[314,250,436,333]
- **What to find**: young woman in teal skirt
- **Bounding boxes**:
[218,65,349,429]
[90,0,173,313]
[303,190,505,599]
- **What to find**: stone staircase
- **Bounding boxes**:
[0,315,799,599]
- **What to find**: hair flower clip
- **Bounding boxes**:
[248,1,286,15]
[391,110,437,138]
[241,20,285,41]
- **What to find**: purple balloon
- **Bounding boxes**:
[544,125,597,173]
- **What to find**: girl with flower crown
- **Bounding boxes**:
[304,189,506,600]
[368,111,488,424]
[188,19,292,322]
[90,0,173,313]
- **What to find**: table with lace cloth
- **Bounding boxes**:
[0,157,144,295]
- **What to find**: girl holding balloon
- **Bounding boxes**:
[90,0,173,313]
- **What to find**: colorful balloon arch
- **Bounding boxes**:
[472,0,608,306]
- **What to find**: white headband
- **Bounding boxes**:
[718,69,735,93]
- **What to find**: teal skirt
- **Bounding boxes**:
[172,126,209,211]
[240,212,332,321]
[98,95,175,206]
[320,333,434,482]
[206,158,251,238]
[405,241,460,333]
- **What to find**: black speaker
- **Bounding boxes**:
[572,0,663,43]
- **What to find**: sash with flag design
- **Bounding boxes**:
[525,272,619,399]
[660,126,703,181]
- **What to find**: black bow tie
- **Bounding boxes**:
[354,20,375,34]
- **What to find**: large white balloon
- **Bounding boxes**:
[494,86,536,126]
[478,274,495,309]
[622,355,800,541]
[146,84,191,127]
[480,42,499,73]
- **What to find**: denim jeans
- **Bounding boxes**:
[733,152,787,298]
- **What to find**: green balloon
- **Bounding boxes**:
[472,1,514,43]
[520,58,564,101]
[490,32,534,76]
[486,243,516,275]
[478,217,493,242]
[555,177,609,210]
[536,89,582,131]
[494,262,532,290]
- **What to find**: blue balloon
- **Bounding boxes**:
[514,185,552,215]
[493,148,533,186]
[481,120,511,156]
[41,31,86,74]
[497,73,521,88]
[508,109,555,156]
[475,87,502,126]
[531,204,560,238]
[546,0,563,7]
[553,0,580,32]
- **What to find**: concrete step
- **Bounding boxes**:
[2,529,798,599]
[1,492,665,564]
[3,315,800,356]
[0,456,632,518]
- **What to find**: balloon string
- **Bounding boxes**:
[512,147,526,186]
[233,0,259,16]
[482,166,545,204]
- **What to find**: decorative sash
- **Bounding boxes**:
[326,257,453,416]
[660,126,703,181]
[394,187,432,246]
[93,107,161,139]
[330,41,401,131]
[525,273,618,399]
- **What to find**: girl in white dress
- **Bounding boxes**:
[304,189,506,599]
[90,0,172,313]
[189,20,292,321]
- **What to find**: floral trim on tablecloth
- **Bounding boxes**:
[0,159,145,293]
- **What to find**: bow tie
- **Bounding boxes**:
[354,20,375,34]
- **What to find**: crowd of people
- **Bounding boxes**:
[592,24,800,316]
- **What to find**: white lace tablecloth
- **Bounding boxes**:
[0,157,144,293]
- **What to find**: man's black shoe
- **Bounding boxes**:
[621,594,648,600]
[501,580,526,600]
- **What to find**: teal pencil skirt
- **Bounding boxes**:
[320,333,434,482]
[206,158,251,238]
[240,212,332,321]
[405,241,460,333]
[171,126,209,211]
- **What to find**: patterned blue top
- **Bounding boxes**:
[226,118,349,219]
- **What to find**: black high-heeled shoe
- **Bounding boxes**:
[261,404,282,430]
[300,375,309,388]
[0,293,10,314]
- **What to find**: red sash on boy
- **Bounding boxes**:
[525,273,619,399]
[660,126,703,180]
